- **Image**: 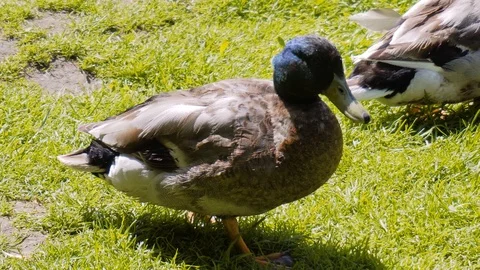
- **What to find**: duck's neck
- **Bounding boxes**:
[273,70,321,104]
[276,90,320,104]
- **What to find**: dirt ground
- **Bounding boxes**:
[0,39,17,62]
[27,12,102,94]
[1,11,101,95]
[1,201,47,258]
[28,58,102,95]
[24,12,71,35]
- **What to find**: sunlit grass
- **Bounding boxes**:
[1,0,479,269]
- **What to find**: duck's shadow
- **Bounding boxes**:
[81,206,385,269]
[370,102,480,139]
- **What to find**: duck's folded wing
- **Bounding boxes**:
[355,0,480,67]
[78,80,275,167]
[80,92,210,151]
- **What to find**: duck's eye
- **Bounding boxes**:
[338,87,344,94]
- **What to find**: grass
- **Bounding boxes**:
[1,0,479,269]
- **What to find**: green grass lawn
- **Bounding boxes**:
[1,0,479,269]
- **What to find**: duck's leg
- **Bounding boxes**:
[405,104,423,115]
[222,217,294,267]
[185,211,216,224]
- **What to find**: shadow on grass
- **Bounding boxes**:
[368,102,480,140]
[81,206,386,269]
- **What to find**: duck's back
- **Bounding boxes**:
[71,79,343,216]
[348,0,480,105]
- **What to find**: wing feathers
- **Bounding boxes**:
[355,0,480,63]
[83,103,206,149]
[77,79,275,161]
[350,8,402,32]
[140,104,205,137]
[377,59,443,72]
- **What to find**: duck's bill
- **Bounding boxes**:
[324,74,371,124]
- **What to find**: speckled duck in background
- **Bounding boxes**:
[58,35,370,266]
[348,0,480,106]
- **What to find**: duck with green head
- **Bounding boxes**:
[58,35,370,266]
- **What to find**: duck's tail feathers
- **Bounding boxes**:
[349,8,401,32]
[58,140,117,173]
[58,151,101,172]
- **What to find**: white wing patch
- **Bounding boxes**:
[349,84,392,100]
[377,59,443,72]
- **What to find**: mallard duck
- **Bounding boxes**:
[348,0,480,106]
[58,35,370,266]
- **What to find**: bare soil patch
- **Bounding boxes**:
[24,12,71,35]
[0,39,17,62]
[28,58,102,95]
[0,201,47,258]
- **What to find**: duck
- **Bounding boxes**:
[57,35,370,266]
[348,0,480,106]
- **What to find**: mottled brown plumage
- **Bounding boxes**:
[58,35,369,266]
[67,79,344,215]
